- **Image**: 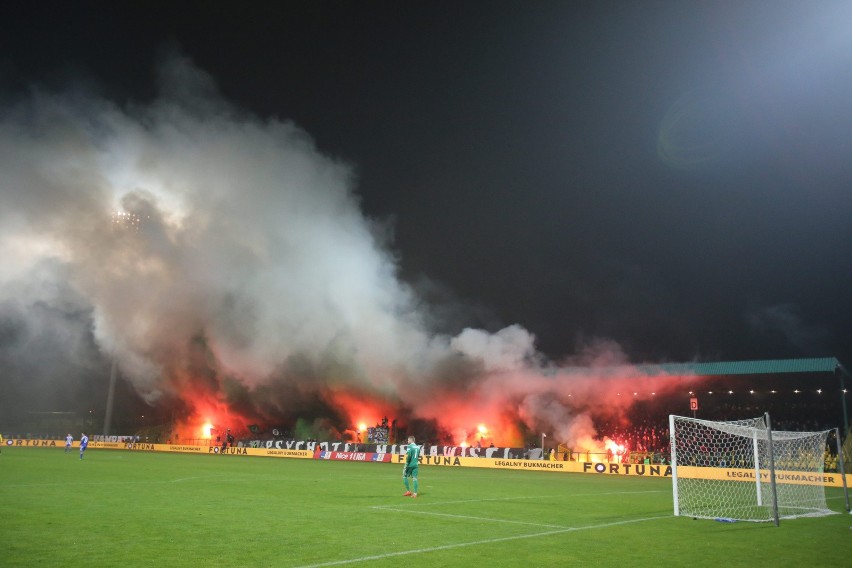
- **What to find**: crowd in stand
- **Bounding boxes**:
[586,388,847,469]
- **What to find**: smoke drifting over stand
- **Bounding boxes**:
[0,55,684,447]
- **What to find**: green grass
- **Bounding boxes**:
[1,447,850,567]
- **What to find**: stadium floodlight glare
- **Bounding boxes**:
[669,413,846,525]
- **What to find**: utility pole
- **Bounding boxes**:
[103,358,117,436]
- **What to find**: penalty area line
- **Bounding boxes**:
[293,515,669,568]
[408,489,667,507]
[370,506,571,529]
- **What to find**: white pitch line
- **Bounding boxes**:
[371,506,571,529]
[293,515,669,568]
[415,489,666,507]
[374,494,552,507]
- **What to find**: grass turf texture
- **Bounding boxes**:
[1,448,849,567]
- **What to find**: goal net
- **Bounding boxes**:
[669,414,834,522]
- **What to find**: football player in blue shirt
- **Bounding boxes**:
[79,432,89,460]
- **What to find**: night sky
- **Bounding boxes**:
[1,2,850,438]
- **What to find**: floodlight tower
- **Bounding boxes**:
[102,210,144,436]
[103,358,117,436]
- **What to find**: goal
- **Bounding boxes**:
[669,414,839,523]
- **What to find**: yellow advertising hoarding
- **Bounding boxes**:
[675,465,844,487]
[4,438,845,486]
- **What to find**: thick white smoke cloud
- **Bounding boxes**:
[450,325,538,372]
[1,54,442,400]
[0,54,670,447]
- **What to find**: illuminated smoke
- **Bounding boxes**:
[0,53,685,446]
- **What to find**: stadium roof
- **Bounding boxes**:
[637,357,842,377]
[559,357,850,435]
[562,357,845,378]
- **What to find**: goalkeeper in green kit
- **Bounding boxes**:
[402,435,420,498]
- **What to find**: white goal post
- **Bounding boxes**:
[669,413,844,524]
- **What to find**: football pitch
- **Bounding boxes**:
[1,448,849,567]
